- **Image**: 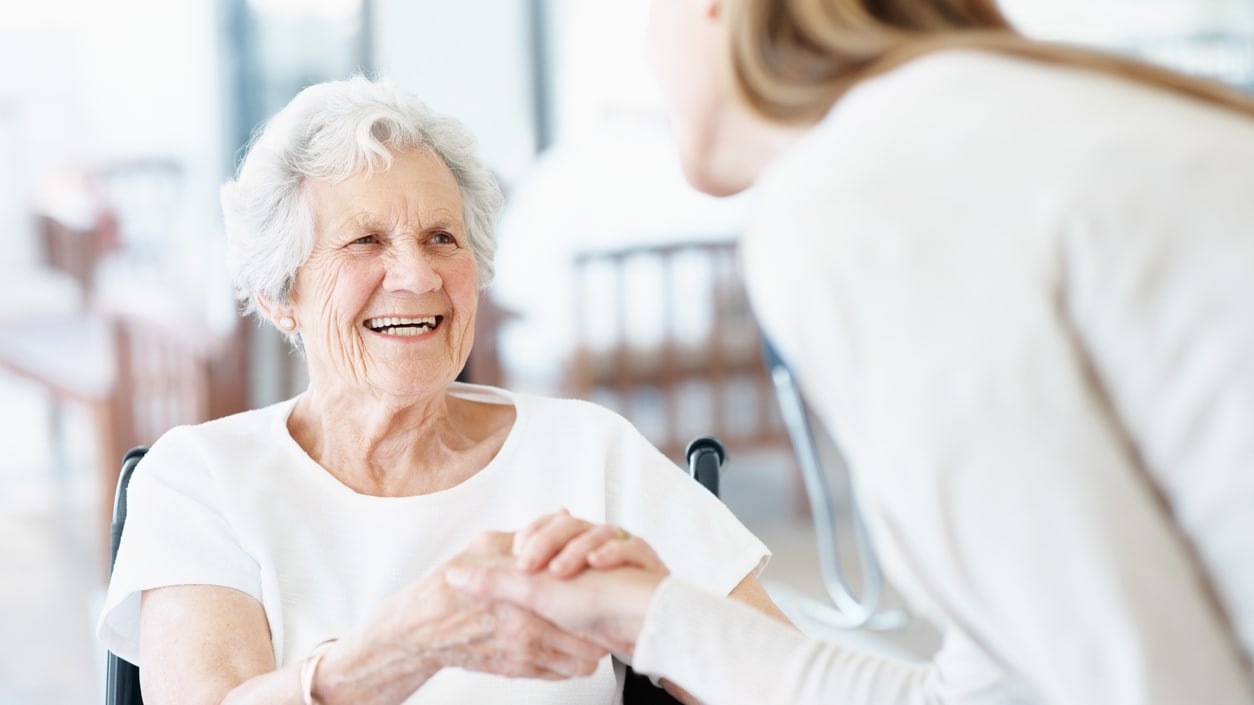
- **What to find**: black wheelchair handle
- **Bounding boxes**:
[685,435,726,498]
[685,435,726,467]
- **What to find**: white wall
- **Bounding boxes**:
[1002,0,1254,41]
[371,0,537,186]
[1001,0,1254,87]
[0,0,233,322]
[0,0,229,218]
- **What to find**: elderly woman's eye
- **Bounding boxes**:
[351,234,380,246]
[431,232,456,245]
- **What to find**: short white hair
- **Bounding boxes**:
[221,75,503,321]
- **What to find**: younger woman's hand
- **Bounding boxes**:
[512,509,669,579]
[446,546,666,656]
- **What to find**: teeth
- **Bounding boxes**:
[379,326,427,336]
[366,316,438,333]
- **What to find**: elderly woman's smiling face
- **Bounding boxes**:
[289,147,478,398]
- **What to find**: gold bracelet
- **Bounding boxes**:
[299,638,339,705]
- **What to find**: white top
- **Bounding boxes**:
[98,383,768,704]
[635,50,1254,704]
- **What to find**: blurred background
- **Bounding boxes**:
[1,1,1251,702]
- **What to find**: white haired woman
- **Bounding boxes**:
[96,75,786,705]
[446,1,1254,704]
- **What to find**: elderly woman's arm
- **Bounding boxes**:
[139,533,607,705]
[140,585,281,704]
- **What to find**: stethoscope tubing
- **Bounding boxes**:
[766,341,909,631]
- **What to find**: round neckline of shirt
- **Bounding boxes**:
[272,382,528,503]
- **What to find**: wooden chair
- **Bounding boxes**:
[98,310,249,566]
[36,207,119,307]
[567,239,788,462]
[108,311,249,462]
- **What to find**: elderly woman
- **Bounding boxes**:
[97,76,785,705]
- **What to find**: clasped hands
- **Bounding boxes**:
[445,508,669,662]
[354,509,669,685]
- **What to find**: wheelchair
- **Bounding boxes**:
[106,437,728,705]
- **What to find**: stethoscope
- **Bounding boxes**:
[763,338,910,631]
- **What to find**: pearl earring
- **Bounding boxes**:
[279,316,296,331]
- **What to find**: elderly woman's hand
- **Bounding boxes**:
[348,530,609,684]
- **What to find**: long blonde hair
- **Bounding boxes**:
[726,0,1254,123]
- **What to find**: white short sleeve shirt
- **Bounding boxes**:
[98,383,768,704]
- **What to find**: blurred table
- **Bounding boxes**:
[0,311,119,575]
[0,305,249,576]
[0,311,116,472]
[0,311,113,399]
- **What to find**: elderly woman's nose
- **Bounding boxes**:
[383,240,443,293]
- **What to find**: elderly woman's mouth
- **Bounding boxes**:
[363,316,442,336]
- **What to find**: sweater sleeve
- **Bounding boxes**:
[634,578,932,705]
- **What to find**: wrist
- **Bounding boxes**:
[300,638,338,705]
[309,634,445,704]
[610,572,666,656]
